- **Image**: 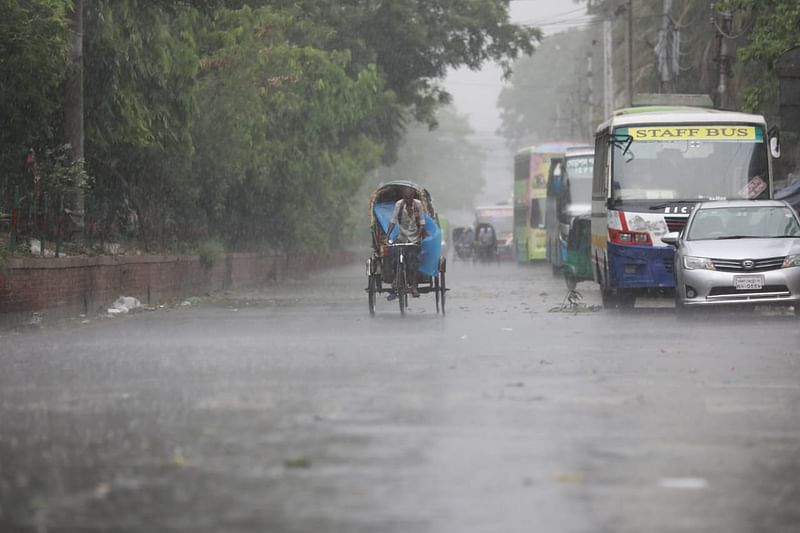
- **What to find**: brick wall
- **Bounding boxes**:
[0,251,353,325]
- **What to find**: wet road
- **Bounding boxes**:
[2,260,800,532]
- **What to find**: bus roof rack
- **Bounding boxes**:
[612,105,717,117]
[632,93,714,108]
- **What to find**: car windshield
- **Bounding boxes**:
[687,206,800,240]
[476,211,513,233]
[612,125,769,202]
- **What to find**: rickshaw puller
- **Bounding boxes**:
[385,187,428,297]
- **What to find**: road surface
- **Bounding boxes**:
[1,260,799,532]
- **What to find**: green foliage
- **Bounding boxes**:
[376,107,486,212]
[721,0,800,62]
[0,0,71,202]
[717,0,800,114]
[36,145,90,198]
[227,0,540,131]
[1,0,539,255]
[190,5,396,252]
[499,28,599,147]
[197,239,224,268]
[0,247,8,274]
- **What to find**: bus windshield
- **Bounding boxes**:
[565,156,593,205]
[611,125,769,202]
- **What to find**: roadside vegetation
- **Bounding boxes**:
[0,0,540,256]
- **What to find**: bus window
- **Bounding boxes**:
[593,134,607,197]
[530,198,545,228]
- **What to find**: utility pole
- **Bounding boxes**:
[603,17,614,117]
[658,0,675,93]
[713,7,734,109]
[587,51,595,138]
[64,0,84,238]
[626,0,634,107]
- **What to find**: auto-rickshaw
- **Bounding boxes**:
[563,215,593,290]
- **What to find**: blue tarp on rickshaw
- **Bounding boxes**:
[373,202,442,276]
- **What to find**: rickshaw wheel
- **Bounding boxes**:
[440,271,446,314]
[367,274,376,316]
[434,276,440,313]
[397,264,407,316]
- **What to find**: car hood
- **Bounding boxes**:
[683,238,800,259]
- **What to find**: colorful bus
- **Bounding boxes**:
[548,148,594,276]
[591,106,780,307]
[513,142,577,262]
[545,146,593,274]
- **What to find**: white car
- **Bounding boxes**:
[662,200,800,315]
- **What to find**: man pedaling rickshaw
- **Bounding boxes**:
[384,186,428,297]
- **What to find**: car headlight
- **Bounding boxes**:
[783,254,800,268]
[683,256,715,270]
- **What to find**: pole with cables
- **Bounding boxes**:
[626,0,634,107]
[714,8,734,109]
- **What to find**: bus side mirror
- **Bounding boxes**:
[661,232,679,246]
[770,136,781,159]
[769,128,781,159]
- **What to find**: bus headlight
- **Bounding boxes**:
[783,255,800,268]
[683,256,715,270]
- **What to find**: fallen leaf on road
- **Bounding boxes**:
[93,482,111,499]
[173,448,186,467]
[285,458,312,469]
[554,472,583,484]
[658,477,707,490]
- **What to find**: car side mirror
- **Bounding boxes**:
[661,232,679,246]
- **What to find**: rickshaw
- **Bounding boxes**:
[452,226,475,261]
[563,215,593,290]
[366,181,447,316]
[473,222,498,263]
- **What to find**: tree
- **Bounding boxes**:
[0,1,71,200]
[192,6,392,252]
[498,28,600,148]
[376,107,485,213]
[82,1,200,247]
[218,0,541,160]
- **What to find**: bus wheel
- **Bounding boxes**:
[616,289,635,310]
[601,287,617,309]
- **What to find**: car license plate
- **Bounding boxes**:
[734,275,764,290]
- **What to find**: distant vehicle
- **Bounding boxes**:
[663,200,800,315]
[473,222,498,263]
[590,106,781,308]
[452,226,474,262]
[545,146,593,275]
[514,143,579,262]
[474,204,513,259]
[563,215,593,290]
